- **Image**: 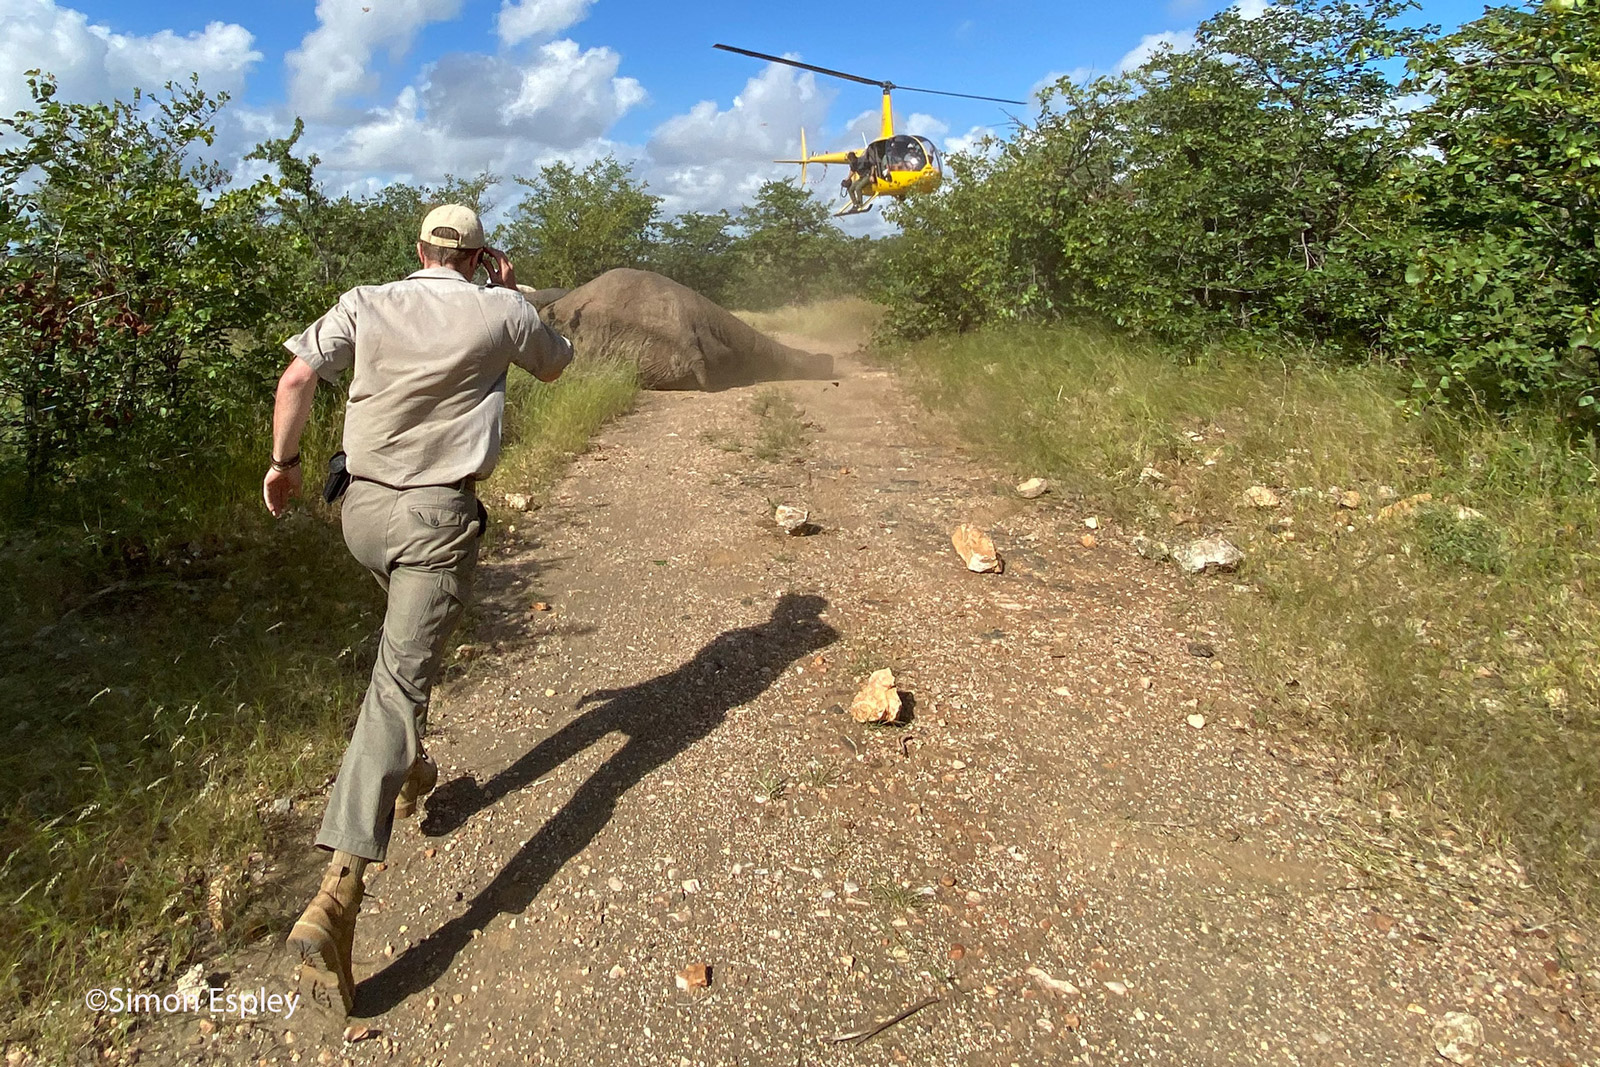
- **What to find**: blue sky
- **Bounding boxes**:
[0,0,1491,225]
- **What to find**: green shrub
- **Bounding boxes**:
[1394,0,1600,409]
[1415,504,1509,574]
[879,0,1600,415]
[0,75,282,490]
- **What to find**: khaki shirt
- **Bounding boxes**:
[285,268,573,487]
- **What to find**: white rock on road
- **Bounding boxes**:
[774,504,809,534]
[1016,477,1049,499]
[1432,1011,1484,1064]
[1173,535,1244,575]
[1244,485,1280,508]
[849,668,903,724]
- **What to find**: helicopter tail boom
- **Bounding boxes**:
[774,127,859,183]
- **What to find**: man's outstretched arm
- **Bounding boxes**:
[263,357,320,517]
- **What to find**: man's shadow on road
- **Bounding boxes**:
[357,592,837,1016]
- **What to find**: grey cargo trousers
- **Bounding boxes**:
[316,478,481,861]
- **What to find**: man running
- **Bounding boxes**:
[262,204,573,1016]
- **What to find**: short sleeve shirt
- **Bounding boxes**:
[284,268,573,487]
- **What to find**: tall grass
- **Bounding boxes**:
[486,355,638,495]
[889,325,1600,908]
[0,359,635,1056]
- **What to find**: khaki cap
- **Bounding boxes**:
[419,204,485,249]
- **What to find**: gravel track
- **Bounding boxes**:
[128,346,1596,1066]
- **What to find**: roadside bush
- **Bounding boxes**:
[881,0,1600,415]
[729,181,872,309]
[0,79,642,1055]
[1394,0,1600,408]
[0,75,281,493]
[1415,503,1510,574]
[648,210,740,304]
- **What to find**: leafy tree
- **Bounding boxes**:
[498,158,659,288]
[885,0,1427,344]
[649,210,738,302]
[248,124,498,317]
[881,85,1132,336]
[0,74,278,490]
[1395,0,1600,408]
[729,181,853,309]
[1107,0,1428,344]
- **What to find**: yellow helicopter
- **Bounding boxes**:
[714,43,1025,217]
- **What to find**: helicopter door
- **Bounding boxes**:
[859,141,887,181]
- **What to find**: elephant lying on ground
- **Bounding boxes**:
[527,269,834,390]
[517,287,569,310]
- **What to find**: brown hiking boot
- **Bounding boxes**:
[286,853,365,1017]
[394,752,438,819]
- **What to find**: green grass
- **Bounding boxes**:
[749,389,809,462]
[869,877,926,912]
[887,324,1600,910]
[752,769,789,802]
[698,429,744,454]
[0,359,636,1057]
[801,760,840,789]
[485,356,638,497]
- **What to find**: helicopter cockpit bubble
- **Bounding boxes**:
[884,135,929,173]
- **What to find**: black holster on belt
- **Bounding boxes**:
[322,450,351,504]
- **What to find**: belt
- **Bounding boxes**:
[353,474,476,494]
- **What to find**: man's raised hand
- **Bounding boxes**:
[483,247,517,291]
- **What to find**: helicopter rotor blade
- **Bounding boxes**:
[713,44,886,89]
[894,85,1028,106]
[714,44,1027,107]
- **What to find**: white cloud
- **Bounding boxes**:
[840,108,881,146]
[1100,0,1273,80]
[642,77,972,222]
[286,0,461,122]
[649,62,834,167]
[1116,29,1194,73]
[644,161,771,219]
[639,59,977,218]
[496,0,593,46]
[945,124,1000,157]
[419,40,644,144]
[0,2,998,232]
[0,0,259,115]
[101,22,258,95]
[296,38,643,192]
[837,107,950,146]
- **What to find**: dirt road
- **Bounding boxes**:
[131,344,1595,1065]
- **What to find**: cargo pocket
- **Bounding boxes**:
[409,506,469,529]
